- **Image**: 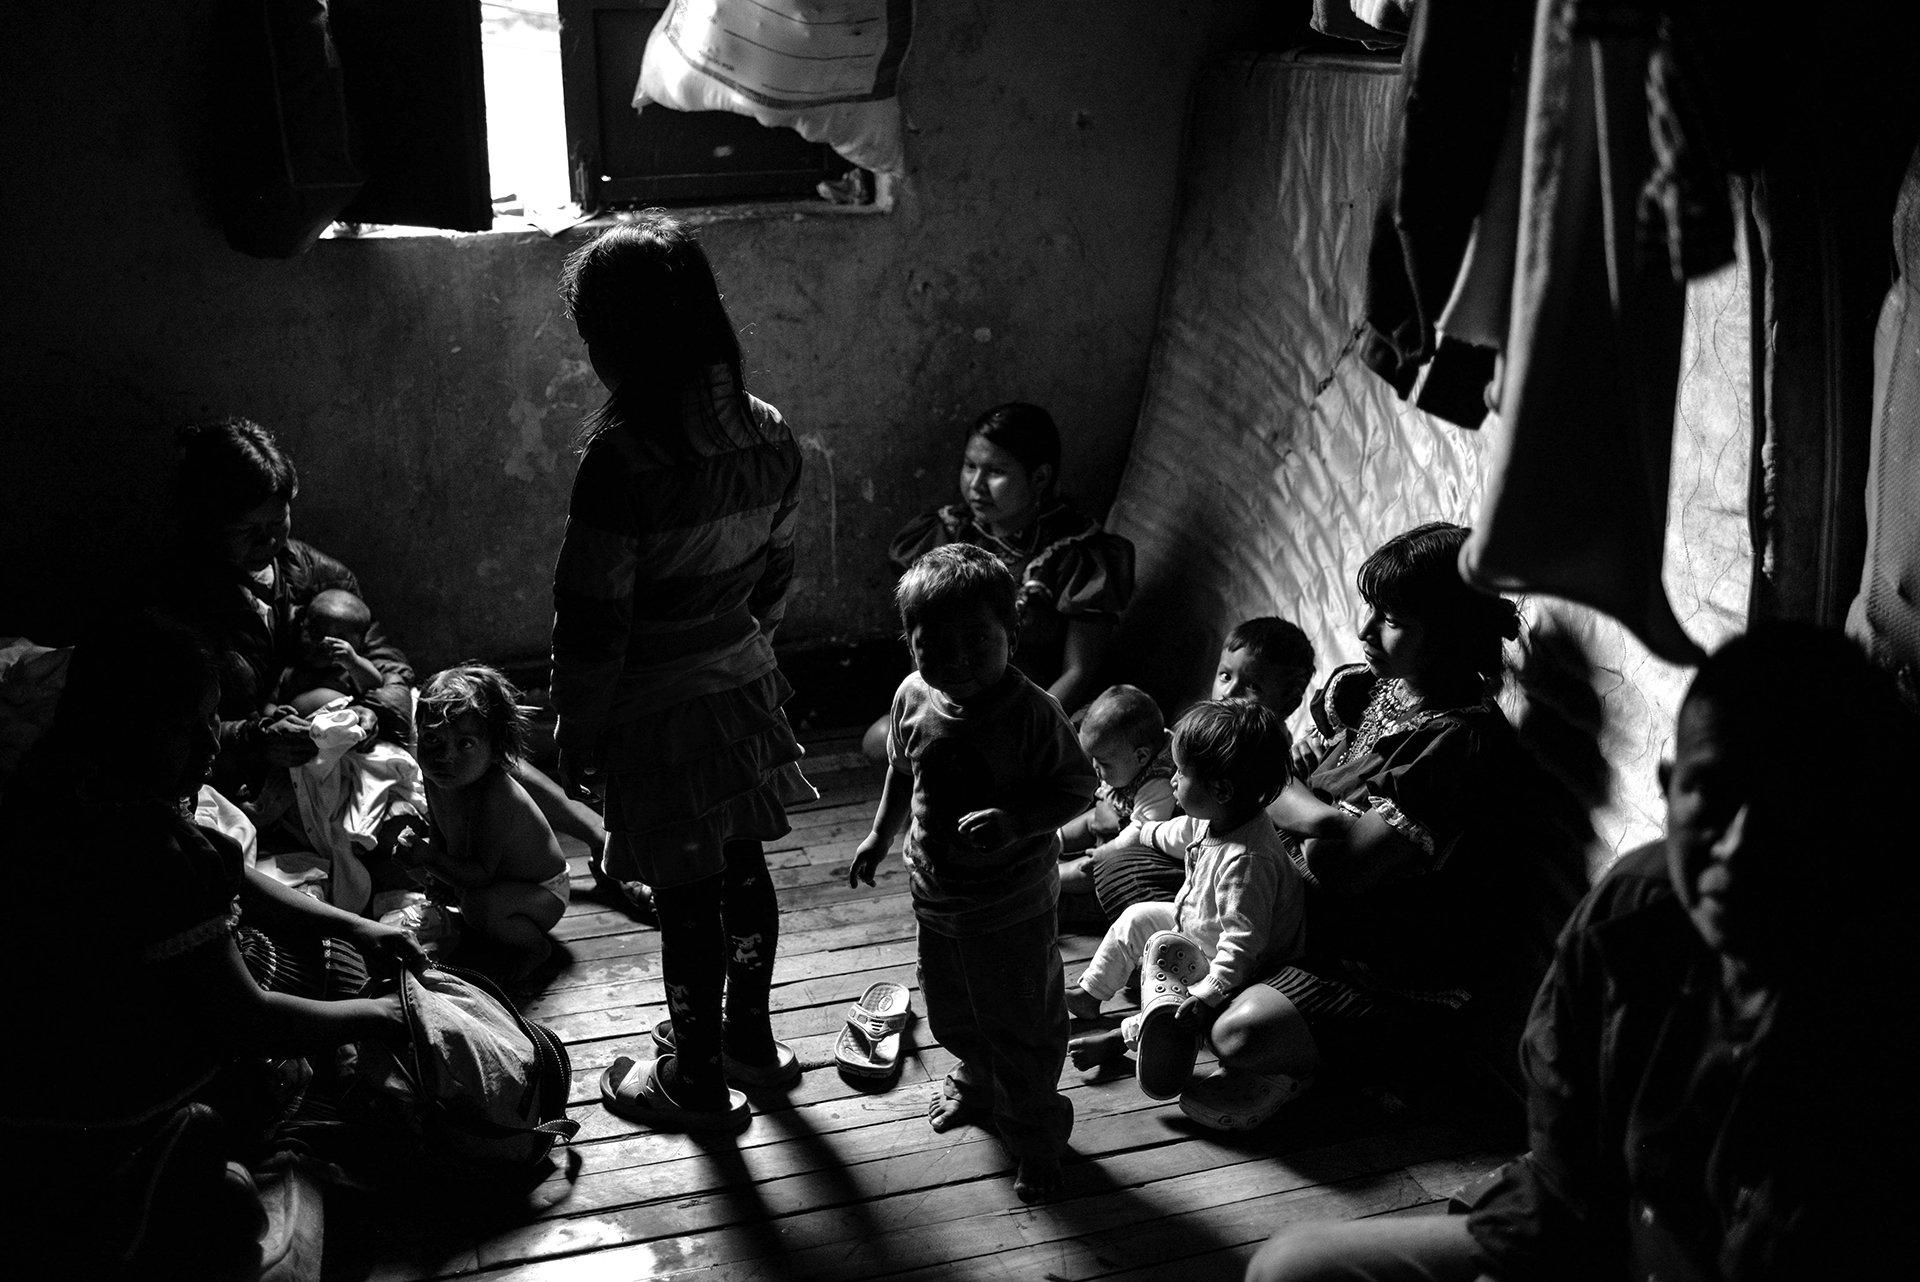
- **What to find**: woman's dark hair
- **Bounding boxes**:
[971,402,1060,493]
[1172,699,1292,809]
[1358,522,1519,694]
[559,211,745,449]
[174,417,298,530]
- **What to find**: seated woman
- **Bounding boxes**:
[169,417,647,912]
[1167,522,1570,1131]
[1245,622,1919,1282]
[862,402,1135,760]
[0,613,418,1279]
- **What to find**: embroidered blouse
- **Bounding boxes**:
[888,498,1134,691]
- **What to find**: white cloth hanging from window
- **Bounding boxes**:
[634,0,914,175]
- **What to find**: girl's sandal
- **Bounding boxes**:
[599,1054,749,1131]
[588,849,655,917]
[649,1019,803,1088]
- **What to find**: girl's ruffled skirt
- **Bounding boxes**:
[599,669,818,888]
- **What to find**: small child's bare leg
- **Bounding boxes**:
[1064,982,1104,1022]
[460,881,565,971]
[1068,1028,1126,1071]
[1013,1152,1063,1203]
[290,686,353,716]
[511,760,606,849]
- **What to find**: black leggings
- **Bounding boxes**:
[651,839,781,1097]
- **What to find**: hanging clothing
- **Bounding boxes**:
[1461,1,1703,664]
[1356,0,1533,417]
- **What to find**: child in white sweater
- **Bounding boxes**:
[1066,700,1302,1095]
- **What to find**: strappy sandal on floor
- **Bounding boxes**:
[587,850,655,917]
[1177,1067,1313,1131]
[834,982,913,1080]
[598,1054,749,1131]
[648,1019,802,1088]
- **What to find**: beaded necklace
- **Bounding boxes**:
[974,518,1041,568]
[1337,677,1441,765]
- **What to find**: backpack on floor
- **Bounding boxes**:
[347,965,578,1181]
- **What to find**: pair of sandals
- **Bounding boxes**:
[598,1020,801,1131]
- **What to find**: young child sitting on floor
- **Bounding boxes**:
[1067,699,1303,1100]
[1083,616,1314,921]
[1057,684,1176,895]
[278,588,387,715]
[400,664,570,976]
[848,543,1098,1202]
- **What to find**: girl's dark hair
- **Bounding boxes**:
[1358,522,1519,694]
[1172,700,1292,809]
[418,663,529,763]
[971,402,1060,493]
[896,544,1019,635]
[61,611,218,734]
[174,417,299,530]
[559,212,745,449]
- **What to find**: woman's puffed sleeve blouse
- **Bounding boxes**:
[888,500,1135,622]
[1308,663,1507,870]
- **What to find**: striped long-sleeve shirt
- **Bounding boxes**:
[551,370,802,749]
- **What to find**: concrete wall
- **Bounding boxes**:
[0,2,1280,674]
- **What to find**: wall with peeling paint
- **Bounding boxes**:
[0,3,1283,682]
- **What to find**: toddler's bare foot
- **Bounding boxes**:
[927,1090,981,1133]
[1068,1028,1126,1071]
[1064,982,1104,1021]
[1013,1153,1063,1202]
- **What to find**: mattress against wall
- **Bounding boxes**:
[1107,52,1751,869]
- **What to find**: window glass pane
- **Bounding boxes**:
[482,0,570,210]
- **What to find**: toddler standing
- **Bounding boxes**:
[1067,700,1302,1099]
[1057,684,1176,896]
[403,665,570,976]
[849,544,1097,1201]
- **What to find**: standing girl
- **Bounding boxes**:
[552,212,814,1131]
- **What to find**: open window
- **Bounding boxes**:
[330,0,493,231]
[557,0,854,209]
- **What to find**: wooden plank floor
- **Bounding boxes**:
[324,737,1512,1282]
